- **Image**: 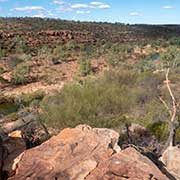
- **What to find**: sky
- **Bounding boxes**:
[0,0,180,24]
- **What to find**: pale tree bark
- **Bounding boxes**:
[165,68,177,147]
[0,113,37,137]
[0,112,49,139]
[159,68,177,149]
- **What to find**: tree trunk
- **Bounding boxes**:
[165,68,177,148]
[0,112,38,137]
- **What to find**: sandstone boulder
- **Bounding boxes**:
[9,125,120,180]
[160,146,180,179]
[8,125,171,180]
[86,147,169,180]
[3,130,26,177]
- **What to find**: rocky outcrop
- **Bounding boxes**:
[3,131,26,177]
[160,146,180,179]
[1,30,95,51]
[86,147,169,180]
[8,125,120,180]
[7,125,173,180]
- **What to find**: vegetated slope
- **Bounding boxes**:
[1,18,180,39]
[1,17,180,148]
[1,17,180,53]
[1,18,180,180]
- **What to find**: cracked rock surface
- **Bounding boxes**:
[8,125,170,180]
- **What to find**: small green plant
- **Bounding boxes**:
[0,48,6,58]
[135,57,156,73]
[79,57,92,76]
[147,122,169,142]
[52,45,70,62]
[15,90,45,106]
[14,36,29,54]
[40,70,138,129]
[11,63,31,85]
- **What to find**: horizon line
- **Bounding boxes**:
[0,16,180,26]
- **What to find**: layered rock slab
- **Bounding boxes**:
[86,147,169,180]
[8,125,170,180]
[9,125,120,180]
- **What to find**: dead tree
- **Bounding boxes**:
[0,112,49,141]
[159,67,177,149]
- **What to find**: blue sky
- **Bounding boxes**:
[0,0,179,24]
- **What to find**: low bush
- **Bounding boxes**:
[79,57,92,76]
[52,45,70,62]
[40,70,139,129]
[0,48,6,58]
[147,121,169,142]
[16,90,45,107]
[11,63,31,85]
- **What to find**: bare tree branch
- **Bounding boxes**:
[159,96,172,116]
[165,68,177,147]
[0,112,37,135]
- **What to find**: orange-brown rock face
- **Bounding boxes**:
[1,30,95,51]
[3,131,26,177]
[8,125,120,180]
[8,125,170,180]
[86,147,169,180]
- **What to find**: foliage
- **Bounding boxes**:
[160,47,180,68]
[0,102,19,116]
[135,58,156,72]
[40,70,137,129]
[40,70,166,130]
[14,36,29,54]
[1,17,180,147]
[147,122,169,142]
[11,63,31,85]
[52,45,70,62]
[0,48,6,58]
[106,44,133,67]
[79,56,92,76]
[16,90,45,107]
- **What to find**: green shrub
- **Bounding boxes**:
[37,45,53,60]
[16,90,45,106]
[14,36,29,54]
[52,45,70,62]
[0,48,6,58]
[135,58,156,72]
[0,102,19,116]
[11,63,31,85]
[79,44,97,58]
[66,41,80,51]
[147,121,169,142]
[40,70,137,129]
[79,57,92,76]
[175,127,180,144]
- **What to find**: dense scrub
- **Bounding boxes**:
[40,71,161,126]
